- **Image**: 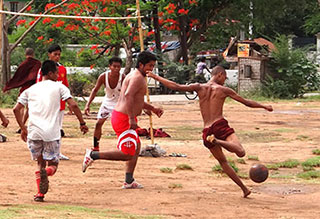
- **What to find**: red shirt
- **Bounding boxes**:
[36,63,69,111]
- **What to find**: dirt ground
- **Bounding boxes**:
[1,99,320,218]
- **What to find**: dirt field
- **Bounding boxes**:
[1,99,320,218]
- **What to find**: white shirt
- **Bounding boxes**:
[101,71,123,110]
[18,80,72,141]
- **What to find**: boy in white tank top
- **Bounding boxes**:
[84,57,124,151]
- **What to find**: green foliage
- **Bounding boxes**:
[236,158,246,164]
[277,159,300,168]
[0,89,19,108]
[312,149,320,155]
[301,156,320,168]
[175,163,193,170]
[297,170,320,180]
[266,164,279,170]
[247,155,259,161]
[262,35,320,99]
[161,57,195,84]
[160,167,173,173]
[212,160,239,173]
[68,72,92,97]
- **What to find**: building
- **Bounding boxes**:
[4,0,27,12]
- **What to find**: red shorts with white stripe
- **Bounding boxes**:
[111,110,140,156]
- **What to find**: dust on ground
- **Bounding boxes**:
[1,100,320,218]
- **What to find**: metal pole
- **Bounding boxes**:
[136,0,155,144]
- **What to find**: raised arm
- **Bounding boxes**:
[224,87,273,111]
[84,73,105,115]
[147,71,200,92]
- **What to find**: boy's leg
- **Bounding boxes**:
[209,145,250,198]
[123,142,142,187]
[92,118,107,151]
[209,133,245,157]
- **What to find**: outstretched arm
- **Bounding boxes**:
[147,71,200,92]
[225,87,273,111]
[84,74,105,115]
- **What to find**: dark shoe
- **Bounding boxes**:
[60,129,65,137]
[34,194,44,202]
[39,168,49,194]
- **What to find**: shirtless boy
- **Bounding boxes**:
[147,65,273,197]
[82,51,163,189]
[84,57,124,151]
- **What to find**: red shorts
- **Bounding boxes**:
[202,118,235,149]
[111,110,140,156]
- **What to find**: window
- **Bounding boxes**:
[10,2,19,12]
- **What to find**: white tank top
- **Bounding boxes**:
[102,71,123,109]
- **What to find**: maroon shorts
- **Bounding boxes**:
[202,118,235,149]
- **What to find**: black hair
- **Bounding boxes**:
[109,56,122,65]
[199,56,206,62]
[135,51,157,68]
[25,48,34,56]
[48,44,62,53]
[41,60,57,76]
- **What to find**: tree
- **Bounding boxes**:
[1,0,70,85]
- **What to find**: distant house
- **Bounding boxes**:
[223,37,275,92]
[4,0,27,12]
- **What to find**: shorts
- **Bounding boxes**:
[111,110,140,156]
[202,118,235,149]
[27,139,61,163]
[97,105,113,119]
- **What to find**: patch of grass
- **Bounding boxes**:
[160,167,173,173]
[266,163,279,170]
[237,158,246,164]
[247,155,259,161]
[168,125,202,141]
[212,161,239,173]
[297,171,320,180]
[302,166,315,172]
[312,149,320,155]
[0,204,163,219]
[269,174,295,179]
[238,172,249,179]
[273,128,296,133]
[238,131,282,143]
[175,163,193,170]
[301,156,320,167]
[168,183,183,189]
[277,159,300,168]
[296,135,310,141]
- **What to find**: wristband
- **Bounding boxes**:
[80,122,86,126]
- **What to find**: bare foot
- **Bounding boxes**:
[206,135,216,143]
[243,189,251,198]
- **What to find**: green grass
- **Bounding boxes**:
[277,159,300,168]
[273,128,296,133]
[175,163,193,170]
[296,135,310,141]
[266,163,279,170]
[212,161,239,173]
[236,158,246,164]
[238,131,282,143]
[160,167,173,173]
[301,156,320,168]
[247,155,259,161]
[297,171,320,180]
[0,204,163,219]
[168,183,183,189]
[312,149,320,155]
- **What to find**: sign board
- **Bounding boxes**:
[237,43,250,57]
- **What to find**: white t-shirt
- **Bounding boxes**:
[18,80,72,141]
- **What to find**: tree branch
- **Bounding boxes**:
[9,0,70,53]
[7,0,35,25]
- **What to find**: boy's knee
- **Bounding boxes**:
[238,149,245,158]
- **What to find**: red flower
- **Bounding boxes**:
[178,9,189,15]
[16,19,26,26]
[37,36,44,40]
[90,26,99,31]
[42,18,51,24]
[90,45,98,50]
[52,20,65,28]
[189,0,198,5]
[90,64,96,69]
[103,30,111,36]
[29,20,35,26]
[45,3,55,11]
[147,30,155,36]
[26,6,32,11]
[68,3,80,10]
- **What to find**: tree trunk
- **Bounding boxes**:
[177,0,188,65]
[122,41,133,75]
[1,16,10,85]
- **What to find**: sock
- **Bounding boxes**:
[90,151,100,160]
[46,166,57,176]
[35,171,44,196]
[125,172,134,184]
[93,137,100,148]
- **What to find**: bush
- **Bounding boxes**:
[68,72,92,96]
[262,35,320,98]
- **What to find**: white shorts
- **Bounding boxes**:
[27,139,61,163]
[97,105,113,119]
